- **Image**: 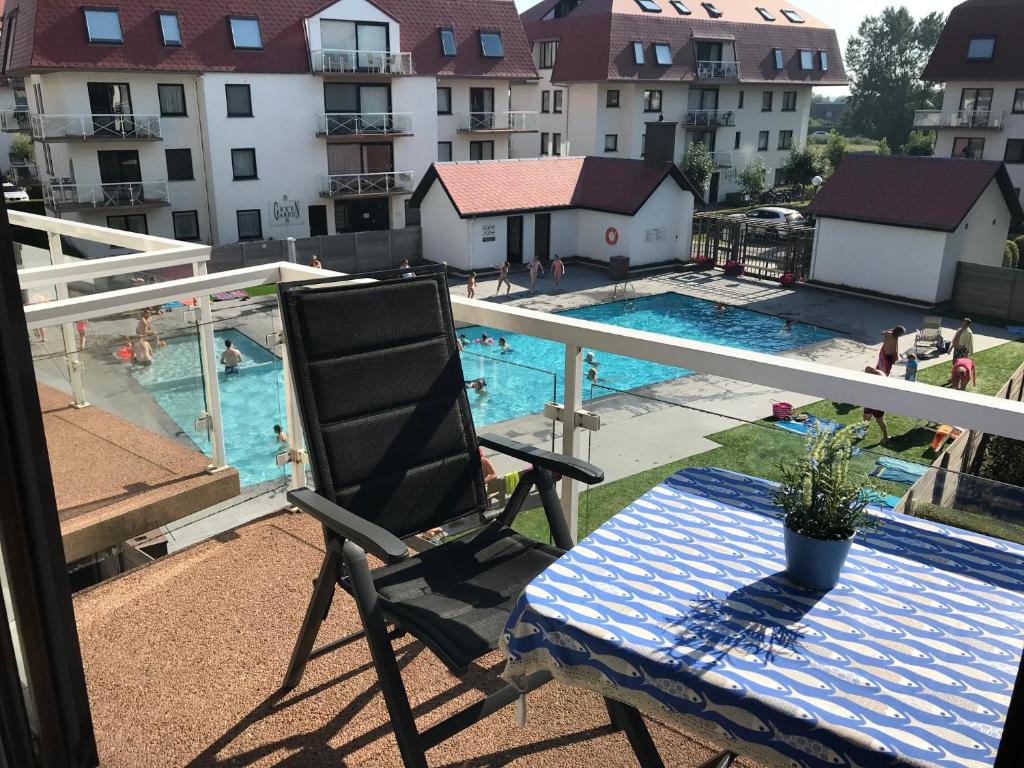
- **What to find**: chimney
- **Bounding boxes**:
[644,120,677,167]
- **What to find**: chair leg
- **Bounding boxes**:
[535,467,574,550]
[695,751,739,768]
[281,538,342,692]
[604,698,666,768]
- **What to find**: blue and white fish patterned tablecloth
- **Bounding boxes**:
[500,467,1024,768]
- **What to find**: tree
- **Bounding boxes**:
[900,130,935,156]
[845,6,946,150]
[679,143,715,195]
[782,145,828,189]
[10,133,33,163]
[1004,240,1020,269]
[737,157,768,200]
[824,131,848,172]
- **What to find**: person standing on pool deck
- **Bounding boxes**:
[552,256,565,291]
[528,256,545,292]
[877,326,906,376]
[951,318,974,360]
[467,272,476,299]
[495,261,512,295]
[220,339,243,375]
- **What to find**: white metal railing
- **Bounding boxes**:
[913,110,1007,130]
[320,171,414,197]
[315,112,413,137]
[682,109,735,127]
[697,60,739,79]
[0,108,30,132]
[31,113,163,141]
[310,49,413,75]
[457,111,539,132]
[43,180,170,210]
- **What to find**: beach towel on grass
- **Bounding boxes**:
[870,456,928,485]
[773,415,843,436]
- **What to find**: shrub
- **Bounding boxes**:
[979,436,1024,488]
[824,131,849,171]
[737,157,768,201]
[679,143,716,196]
[780,272,796,287]
[1015,236,1024,267]
[723,260,744,276]
[1004,240,1020,269]
[900,130,935,156]
[781,145,828,188]
[10,133,33,163]
[875,138,891,155]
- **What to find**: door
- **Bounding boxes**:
[534,213,550,260]
[469,88,495,129]
[507,215,523,264]
[709,172,720,204]
[335,198,389,233]
[309,204,328,236]
[97,149,142,205]
[87,82,132,136]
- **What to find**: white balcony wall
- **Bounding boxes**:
[512,67,562,158]
[391,75,438,182]
[438,78,515,160]
[306,0,401,59]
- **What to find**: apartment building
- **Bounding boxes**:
[918,0,1024,205]
[0,0,539,248]
[511,0,846,202]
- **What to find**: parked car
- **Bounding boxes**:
[3,182,28,202]
[809,130,830,142]
[728,207,806,237]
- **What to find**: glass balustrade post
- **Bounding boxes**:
[276,306,307,490]
[47,232,88,408]
[561,344,583,543]
[192,261,228,471]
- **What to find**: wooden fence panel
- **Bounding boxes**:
[952,262,1024,321]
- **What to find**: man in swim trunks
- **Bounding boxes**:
[131,335,153,367]
[528,256,545,292]
[877,325,906,376]
[220,338,243,374]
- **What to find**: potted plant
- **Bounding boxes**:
[694,256,715,270]
[780,272,796,287]
[775,423,880,590]
[723,260,744,277]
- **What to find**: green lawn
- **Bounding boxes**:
[514,340,1024,545]
[245,285,277,297]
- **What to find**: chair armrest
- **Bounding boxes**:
[477,433,604,485]
[287,488,409,565]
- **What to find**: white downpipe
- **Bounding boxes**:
[47,232,88,408]
[193,262,228,471]
[561,345,583,542]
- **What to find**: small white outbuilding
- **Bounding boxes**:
[807,155,1023,305]
[409,156,701,272]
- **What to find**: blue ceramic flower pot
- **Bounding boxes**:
[784,527,854,591]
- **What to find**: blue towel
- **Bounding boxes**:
[1007,326,1024,337]
[773,416,843,436]
[870,456,928,485]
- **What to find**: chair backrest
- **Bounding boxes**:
[923,316,943,330]
[278,268,486,540]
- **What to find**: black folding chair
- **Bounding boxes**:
[276,267,615,766]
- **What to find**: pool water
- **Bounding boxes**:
[133,294,834,487]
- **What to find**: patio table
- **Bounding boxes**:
[501,467,1024,768]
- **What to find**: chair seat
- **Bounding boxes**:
[371,523,562,672]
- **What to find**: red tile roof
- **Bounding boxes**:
[0,0,537,77]
[409,155,702,217]
[922,0,1024,82]
[806,155,1024,232]
[521,0,846,84]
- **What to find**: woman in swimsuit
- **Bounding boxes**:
[495,262,513,296]
[528,256,545,292]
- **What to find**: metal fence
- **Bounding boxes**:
[690,212,814,280]
[208,227,422,274]
[952,261,1024,321]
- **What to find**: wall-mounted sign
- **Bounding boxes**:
[270,197,303,227]
[481,223,496,242]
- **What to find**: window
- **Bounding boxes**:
[799,50,813,70]
[960,87,994,114]
[819,50,829,71]
[541,90,551,112]
[606,89,620,107]
[604,134,618,152]
[231,148,257,180]
[157,84,186,117]
[654,43,672,65]
[632,41,644,65]
[778,130,793,150]
[43,143,53,175]
[966,36,996,61]
[84,9,122,43]
[701,2,722,18]
[165,148,193,181]
[538,40,558,68]
[761,91,773,111]
[552,133,562,156]
[738,90,744,108]
[1004,140,1024,164]
[758,130,769,151]
[3,11,18,72]
[553,90,563,112]
[438,141,452,162]
[670,1,690,14]
[773,48,784,70]
[173,210,200,240]
[755,6,774,21]
[643,89,662,112]
[634,0,661,12]
[229,17,262,49]
[480,31,504,58]
[107,214,147,234]
[159,12,181,46]
[437,87,451,114]
[952,137,985,159]
[439,27,456,56]
[225,84,252,117]
[1014,89,1024,114]
[540,132,549,155]
[237,209,262,240]
[780,9,804,23]
[781,91,797,112]
[734,131,741,149]
[470,141,494,160]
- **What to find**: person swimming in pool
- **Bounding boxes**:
[220,338,243,374]
[274,424,289,443]
[586,367,598,383]
[498,337,513,353]
[585,352,599,367]
[477,332,494,345]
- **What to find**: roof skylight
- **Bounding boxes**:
[755,7,775,21]
[780,9,804,23]
[701,2,723,18]
[670,1,691,14]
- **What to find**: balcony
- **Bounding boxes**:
[682,109,735,128]
[319,171,414,198]
[913,109,1007,130]
[31,113,163,142]
[43,180,170,212]
[696,59,740,80]
[315,112,413,140]
[0,108,30,132]
[456,111,539,133]
[310,48,413,76]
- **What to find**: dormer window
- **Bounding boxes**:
[755,7,774,21]
[538,40,558,68]
[701,2,722,18]
[84,8,123,44]
[440,27,456,56]
[632,41,645,64]
[480,31,504,58]
[654,43,672,65]
[159,12,181,47]
[799,49,813,70]
[773,47,784,70]
[967,36,996,61]
[780,9,804,24]
[670,1,691,14]
[229,17,262,50]
[819,50,829,71]
[635,0,661,12]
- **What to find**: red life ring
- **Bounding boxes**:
[605,227,619,245]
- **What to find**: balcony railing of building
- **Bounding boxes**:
[310,49,413,75]
[0,108,30,132]
[319,171,415,198]
[43,180,170,211]
[913,110,1007,131]
[682,109,735,128]
[315,112,413,138]
[456,111,539,133]
[31,113,163,142]
[696,60,740,80]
